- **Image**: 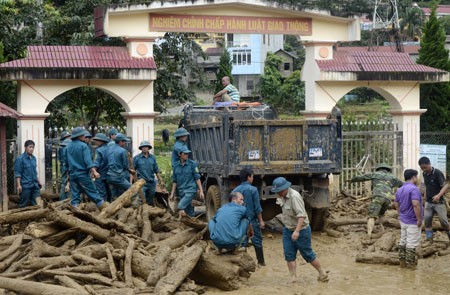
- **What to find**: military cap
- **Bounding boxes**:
[174,128,190,138]
[108,128,118,136]
[375,163,392,172]
[92,133,109,143]
[84,131,92,138]
[60,131,71,141]
[139,140,152,150]
[114,133,130,143]
[60,138,72,147]
[71,127,86,139]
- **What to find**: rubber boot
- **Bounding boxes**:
[406,247,417,270]
[254,246,266,266]
[398,245,406,268]
[35,197,44,208]
[425,230,433,243]
[367,218,375,238]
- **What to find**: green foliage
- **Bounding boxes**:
[261,53,304,114]
[417,3,450,131]
[400,6,424,40]
[439,15,450,35]
[215,49,233,93]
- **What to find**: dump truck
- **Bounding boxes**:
[181,104,342,230]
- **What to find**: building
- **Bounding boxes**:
[421,5,450,18]
[274,49,297,78]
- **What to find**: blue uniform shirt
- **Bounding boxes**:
[210,203,248,245]
[58,147,68,175]
[94,144,109,180]
[171,140,187,168]
[172,159,200,194]
[107,143,129,180]
[14,152,39,189]
[232,181,262,221]
[66,139,95,178]
[107,141,116,147]
[133,153,159,183]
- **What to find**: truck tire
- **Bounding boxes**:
[310,208,327,231]
[206,185,221,220]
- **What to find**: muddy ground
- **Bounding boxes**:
[205,230,450,295]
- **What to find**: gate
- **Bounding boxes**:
[340,120,403,197]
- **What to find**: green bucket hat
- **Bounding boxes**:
[114,133,130,143]
[59,138,72,147]
[174,127,190,138]
[271,177,292,193]
[60,130,71,141]
[92,133,109,143]
[375,163,392,172]
[71,127,86,139]
[139,140,152,150]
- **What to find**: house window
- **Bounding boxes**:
[247,80,254,90]
[232,49,252,65]
[284,63,290,71]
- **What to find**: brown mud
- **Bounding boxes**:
[205,231,450,295]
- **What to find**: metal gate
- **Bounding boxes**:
[340,120,403,196]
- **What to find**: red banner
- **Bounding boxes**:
[149,14,312,35]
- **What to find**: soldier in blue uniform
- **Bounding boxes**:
[14,140,43,208]
[209,192,253,252]
[107,128,118,147]
[171,128,190,170]
[133,140,166,205]
[232,168,266,266]
[169,147,204,217]
[106,133,131,200]
[58,131,71,200]
[65,127,106,209]
[92,133,111,202]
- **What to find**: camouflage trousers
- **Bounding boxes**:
[399,245,417,266]
[368,196,391,218]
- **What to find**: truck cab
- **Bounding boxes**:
[182,104,342,230]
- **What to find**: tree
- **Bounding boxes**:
[215,49,233,93]
[417,3,450,131]
[260,53,283,108]
[439,15,450,35]
[400,6,424,40]
[280,70,305,112]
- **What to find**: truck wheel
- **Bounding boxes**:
[310,208,328,231]
[206,185,221,220]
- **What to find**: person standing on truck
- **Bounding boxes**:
[394,169,423,270]
[209,192,254,253]
[169,147,204,217]
[171,127,190,170]
[349,163,403,238]
[418,156,450,243]
[272,177,329,283]
[232,168,266,266]
[212,76,240,104]
[133,140,166,205]
[14,140,43,208]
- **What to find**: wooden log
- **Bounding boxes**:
[186,226,208,247]
[95,288,136,295]
[44,228,79,246]
[189,251,256,291]
[154,228,198,250]
[24,222,61,238]
[355,252,399,265]
[418,246,442,258]
[0,234,23,262]
[0,209,48,224]
[0,277,82,295]
[146,246,171,286]
[124,238,135,287]
[141,204,152,242]
[58,264,111,276]
[42,270,127,288]
[146,206,167,219]
[131,250,154,279]
[325,228,342,238]
[98,179,146,219]
[29,239,71,258]
[0,250,21,272]
[154,242,205,295]
[438,247,450,256]
[55,276,89,295]
[0,269,33,278]
[48,210,111,242]
[72,244,108,259]
[20,265,54,280]
[22,256,78,270]
[0,234,31,245]
[104,246,117,281]
[180,216,207,230]
[373,232,396,252]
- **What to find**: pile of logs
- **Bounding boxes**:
[0,180,256,295]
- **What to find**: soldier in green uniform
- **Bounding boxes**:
[350,163,403,237]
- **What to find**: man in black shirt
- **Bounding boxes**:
[418,157,450,242]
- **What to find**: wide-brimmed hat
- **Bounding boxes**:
[114,133,130,143]
[60,131,71,141]
[177,146,192,154]
[92,133,109,143]
[375,163,392,172]
[71,127,86,139]
[60,138,72,147]
[174,127,190,138]
[108,128,118,136]
[84,131,92,138]
[139,140,152,150]
[271,177,292,193]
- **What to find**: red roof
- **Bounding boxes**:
[337,45,420,55]
[422,5,450,15]
[0,103,22,119]
[0,46,156,69]
[317,50,444,73]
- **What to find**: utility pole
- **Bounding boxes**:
[369,0,403,52]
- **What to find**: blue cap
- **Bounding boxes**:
[92,133,109,143]
[84,131,92,138]
[177,146,192,154]
[114,133,130,143]
[71,127,86,139]
[60,131,71,141]
[174,127,190,138]
[271,177,291,193]
[108,128,118,136]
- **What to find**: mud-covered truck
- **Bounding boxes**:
[181,104,342,230]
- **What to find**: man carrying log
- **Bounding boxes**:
[92,133,111,202]
[14,140,43,208]
[272,177,329,283]
[418,156,450,243]
[208,192,253,253]
[394,169,423,270]
[169,147,204,217]
[232,168,266,266]
[65,127,107,209]
[106,133,132,201]
[133,140,166,205]
[349,163,403,237]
